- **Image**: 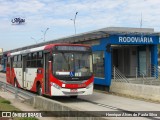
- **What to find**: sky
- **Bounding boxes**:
[0,0,160,51]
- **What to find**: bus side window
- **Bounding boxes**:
[27,61,31,67]
[37,60,43,67]
[38,51,43,59]
[26,53,31,67]
[13,56,17,68]
[17,55,22,68]
[37,51,43,67]
[27,53,31,60]
[33,52,37,59]
[31,60,36,67]
[7,57,10,67]
[14,56,17,61]
[30,52,37,67]
[26,52,43,68]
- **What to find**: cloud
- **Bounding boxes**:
[1,0,160,30]
[1,0,160,50]
[0,0,45,15]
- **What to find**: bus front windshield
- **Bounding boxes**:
[53,52,93,78]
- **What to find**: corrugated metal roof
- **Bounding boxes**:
[4,27,160,53]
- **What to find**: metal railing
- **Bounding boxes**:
[112,65,160,86]
[112,66,129,83]
[127,79,160,86]
[151,65,159,79]
[0,81,36,99]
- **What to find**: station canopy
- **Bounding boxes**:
[4,27,160,53]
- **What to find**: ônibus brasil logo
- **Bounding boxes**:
[11,17,25,25]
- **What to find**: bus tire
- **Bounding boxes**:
[37,84,42,96]
[70,96,78,98]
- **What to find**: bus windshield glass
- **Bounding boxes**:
[52,52,93,78]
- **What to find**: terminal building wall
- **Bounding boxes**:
[81,35,159,88]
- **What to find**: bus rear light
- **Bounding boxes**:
[51,82,61,89]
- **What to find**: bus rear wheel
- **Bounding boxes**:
[37,84,42,96]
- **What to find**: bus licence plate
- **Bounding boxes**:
[70,89,77,92]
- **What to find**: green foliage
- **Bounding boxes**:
[1,100,11,104]
[0,97,39,120]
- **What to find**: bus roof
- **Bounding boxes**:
[8,43,90,56]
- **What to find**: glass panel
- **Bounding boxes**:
[74,53,92,76]
[53,53,73,71]
[31,60,37,67]
[17,61,22,68]
[37,60,43,67]
[38,51,43,59]
[53,52,92,77]
[13,62,17,67]
[32,52,37,59]
[27,53,31,60]
[7,57,10,67]
[14,56,17,61]
[18,55,22,61]
[93,51,105,78]
[27,61,31,67]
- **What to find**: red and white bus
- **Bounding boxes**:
[6,44,93,97]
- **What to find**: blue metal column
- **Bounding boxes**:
[151,45,158,78]
[92,37,112,86]
[91,38,106,86]
[105,48,112,86]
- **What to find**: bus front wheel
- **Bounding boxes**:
[37,84,42,96]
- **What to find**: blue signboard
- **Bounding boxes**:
[109,35,159,45]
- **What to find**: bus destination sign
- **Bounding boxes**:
[56,46,88,51]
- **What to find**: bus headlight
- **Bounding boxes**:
[51,82,61,89]
[86,83,93,89]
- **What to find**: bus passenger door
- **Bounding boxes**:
[44,53,50,94]
[22,56,27,88]
[10,57,13,84]
[6,57,11,83]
